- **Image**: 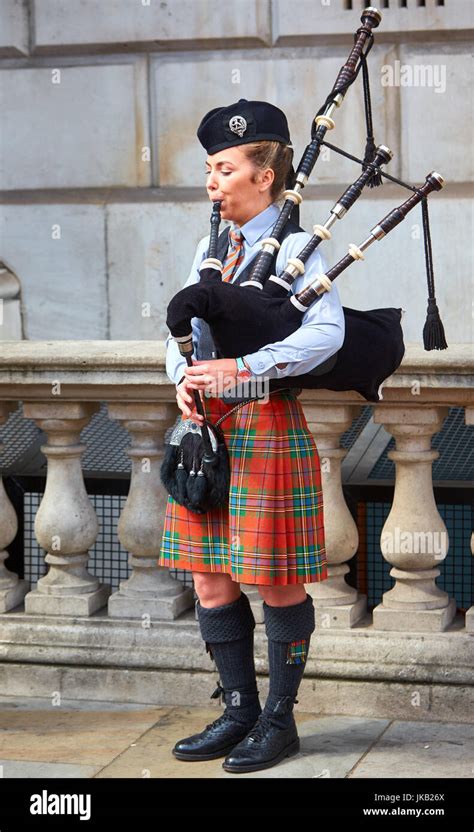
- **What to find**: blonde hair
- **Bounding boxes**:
[240,140,294,203]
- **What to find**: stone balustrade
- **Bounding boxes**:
[0,341,471,631]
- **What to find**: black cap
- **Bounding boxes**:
[197,98,292,155]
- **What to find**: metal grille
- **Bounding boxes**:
[340,405,372,449]
[21,490,471,610]
[81,404,131,475]
[1,402,132,477]
[3,402,470,484]
[369,407,473,481]
[7,400,470,604]
[171,568,195,592]
[23,490,194,593]
[23,493,45,586]
[24,491,130,591]
[0,404,42,473]
[357,499,473,612]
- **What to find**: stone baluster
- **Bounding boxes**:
[0,402,28,612]
[465,405,473,633]
[372,405,456,631]
[22,401,110,616]
[302,403,366,628]
[107,402,195,620]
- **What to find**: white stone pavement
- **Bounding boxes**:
[0,696,472,780]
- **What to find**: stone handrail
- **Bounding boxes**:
[0,341,472,402]
[0,341,472,632]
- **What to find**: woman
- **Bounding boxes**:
[158,99,345,773]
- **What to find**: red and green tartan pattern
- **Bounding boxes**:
[286,639,308,664]
[158,390,327,586]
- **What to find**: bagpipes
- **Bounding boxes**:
[161,6,447,515]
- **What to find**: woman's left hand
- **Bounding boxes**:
[184,358,238,397]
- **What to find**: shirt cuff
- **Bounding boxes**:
[243,352,279,379]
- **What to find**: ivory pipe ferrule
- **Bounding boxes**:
[283,189,303,205]
[268,274,292,289]
[299,272,332,300]
[240,280,264,290]
[260,236,281,254]
[173,332,193,344]
[290,294,309,313]
[199,257,222,272]
[312,223,332,240]
[286,258,305,277]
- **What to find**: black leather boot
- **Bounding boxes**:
[172,593,261,762]
[222,594,315,773]
[222,694,300,773]
[173,683,261,761]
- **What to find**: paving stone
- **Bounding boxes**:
[0,759,100,778]
[350,720,474,779]
[0,705,169,766]
[219,715,390,779]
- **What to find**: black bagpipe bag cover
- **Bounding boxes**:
[166,277,405,403]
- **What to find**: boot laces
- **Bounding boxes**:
[246,696,298,741]
[204,711,236,732]
[245,712,276,742]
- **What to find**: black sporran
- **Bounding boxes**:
[160,413,231,515]
[160,389,298,515]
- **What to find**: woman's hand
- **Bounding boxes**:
[176,377,205,424]
[184,358,238,397]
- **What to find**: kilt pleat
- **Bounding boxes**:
[158,390,327,586]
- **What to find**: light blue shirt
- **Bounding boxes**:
[165,202,345,385]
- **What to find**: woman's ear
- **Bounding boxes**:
[258,167,275,193]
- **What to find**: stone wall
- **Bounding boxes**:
[0,0,472,344]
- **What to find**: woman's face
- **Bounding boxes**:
[205,146,274,227]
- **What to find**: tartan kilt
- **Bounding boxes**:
[158,389,327,586]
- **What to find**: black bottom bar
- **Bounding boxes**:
[0,777,471,829]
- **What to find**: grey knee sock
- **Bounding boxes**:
[196,592,262,727]
[262,593,315,729]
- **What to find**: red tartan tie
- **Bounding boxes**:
[222,227,244,283]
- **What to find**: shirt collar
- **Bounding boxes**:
[231,203,280,248]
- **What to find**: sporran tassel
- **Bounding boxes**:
[176,449,188,504]
[187,456,208,506]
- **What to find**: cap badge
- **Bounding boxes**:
[228,116,247,137]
